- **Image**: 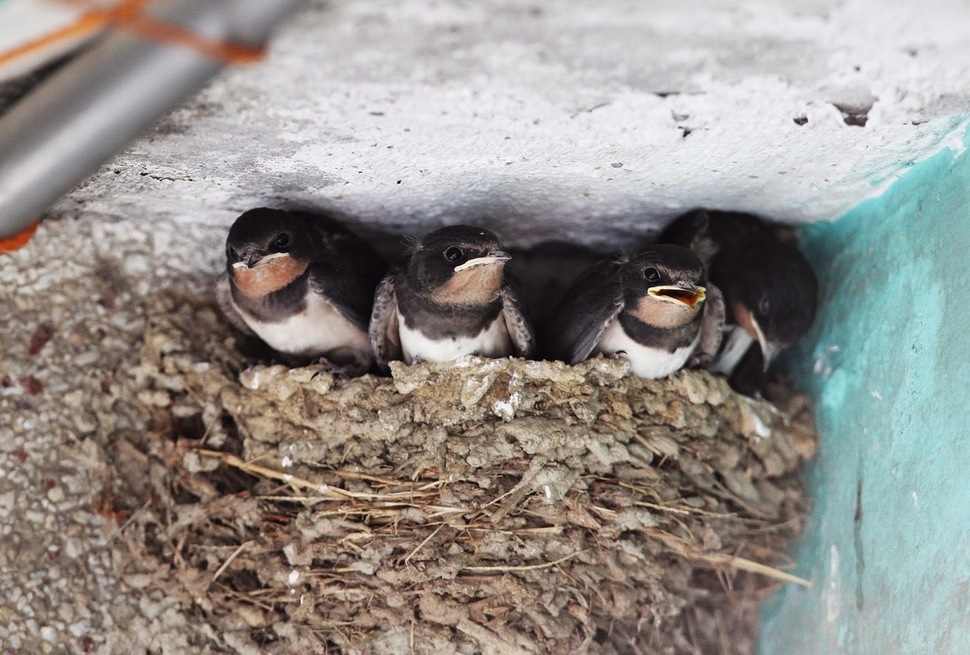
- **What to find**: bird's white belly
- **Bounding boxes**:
[240,293,368,358]
[595,319,698,379]
[398,312,512,364]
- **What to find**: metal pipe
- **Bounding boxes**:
[0,0,307,239]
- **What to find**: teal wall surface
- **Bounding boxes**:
[760,127,970,654]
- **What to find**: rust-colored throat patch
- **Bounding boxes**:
[232,253,308,297]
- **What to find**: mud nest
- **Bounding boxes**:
[99,291,817,655]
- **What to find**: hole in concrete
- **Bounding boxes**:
[793,116,809,126]
[833,102,872,127]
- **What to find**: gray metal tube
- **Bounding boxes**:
[0,0,307,239]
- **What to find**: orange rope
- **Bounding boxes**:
[0,221,40,253]
[123,14,266,64]
[0,1,269,248]
[0,10,108,69]
[0,0,266,69]
[50,0,151,16]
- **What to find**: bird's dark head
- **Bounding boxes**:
[723,241,818,368]
[225,208,313,298]
[620,245,707,326]
[407,225,510,305]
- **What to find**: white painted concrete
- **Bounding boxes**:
[39,0,970,250]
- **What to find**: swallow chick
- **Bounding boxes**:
[659,209,818,375]
[548,245,724,379]
[217,208,387,375]
[369,225,535,369]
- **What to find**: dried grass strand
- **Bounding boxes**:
[456,618,533,655]
[209,540,252,585]
[461,550,585,574]
[646,528,812,588]
[695,552,812,588]
[196,449,438,502]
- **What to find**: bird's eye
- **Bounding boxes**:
[758,295,770,316]
[226,245,236,260]
[274,233,290,249]
[444,246,464,263]
[643,267,661,283]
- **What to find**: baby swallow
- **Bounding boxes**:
[659,209,818,375]
[217,207,387,375]
[548,245,724,379]
[369,225,535,368]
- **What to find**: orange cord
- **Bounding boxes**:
[0,10,107,69]
[0,1,269,249]
[123,13,266,64]
[0,221,40,253]
[0,0,267,70]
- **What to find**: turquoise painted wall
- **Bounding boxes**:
[760,127,970,654]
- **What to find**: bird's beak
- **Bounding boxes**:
[232,251,289,270]
[750,318,780,371]
[453,250,512,272]
[648,283,706,308]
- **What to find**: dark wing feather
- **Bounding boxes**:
[658,209,719,269]
[549,259,625,364]
[215,274,257,336]
[303,212,388,333]
[690,282,725,367]
[500,279,536,358]
[705,210,777,252]
[368,273,402,370]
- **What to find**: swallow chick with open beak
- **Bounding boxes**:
[548,245,724,379]
[659,209,818,375]
[369,225,535,369]
[217,208,387,375]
